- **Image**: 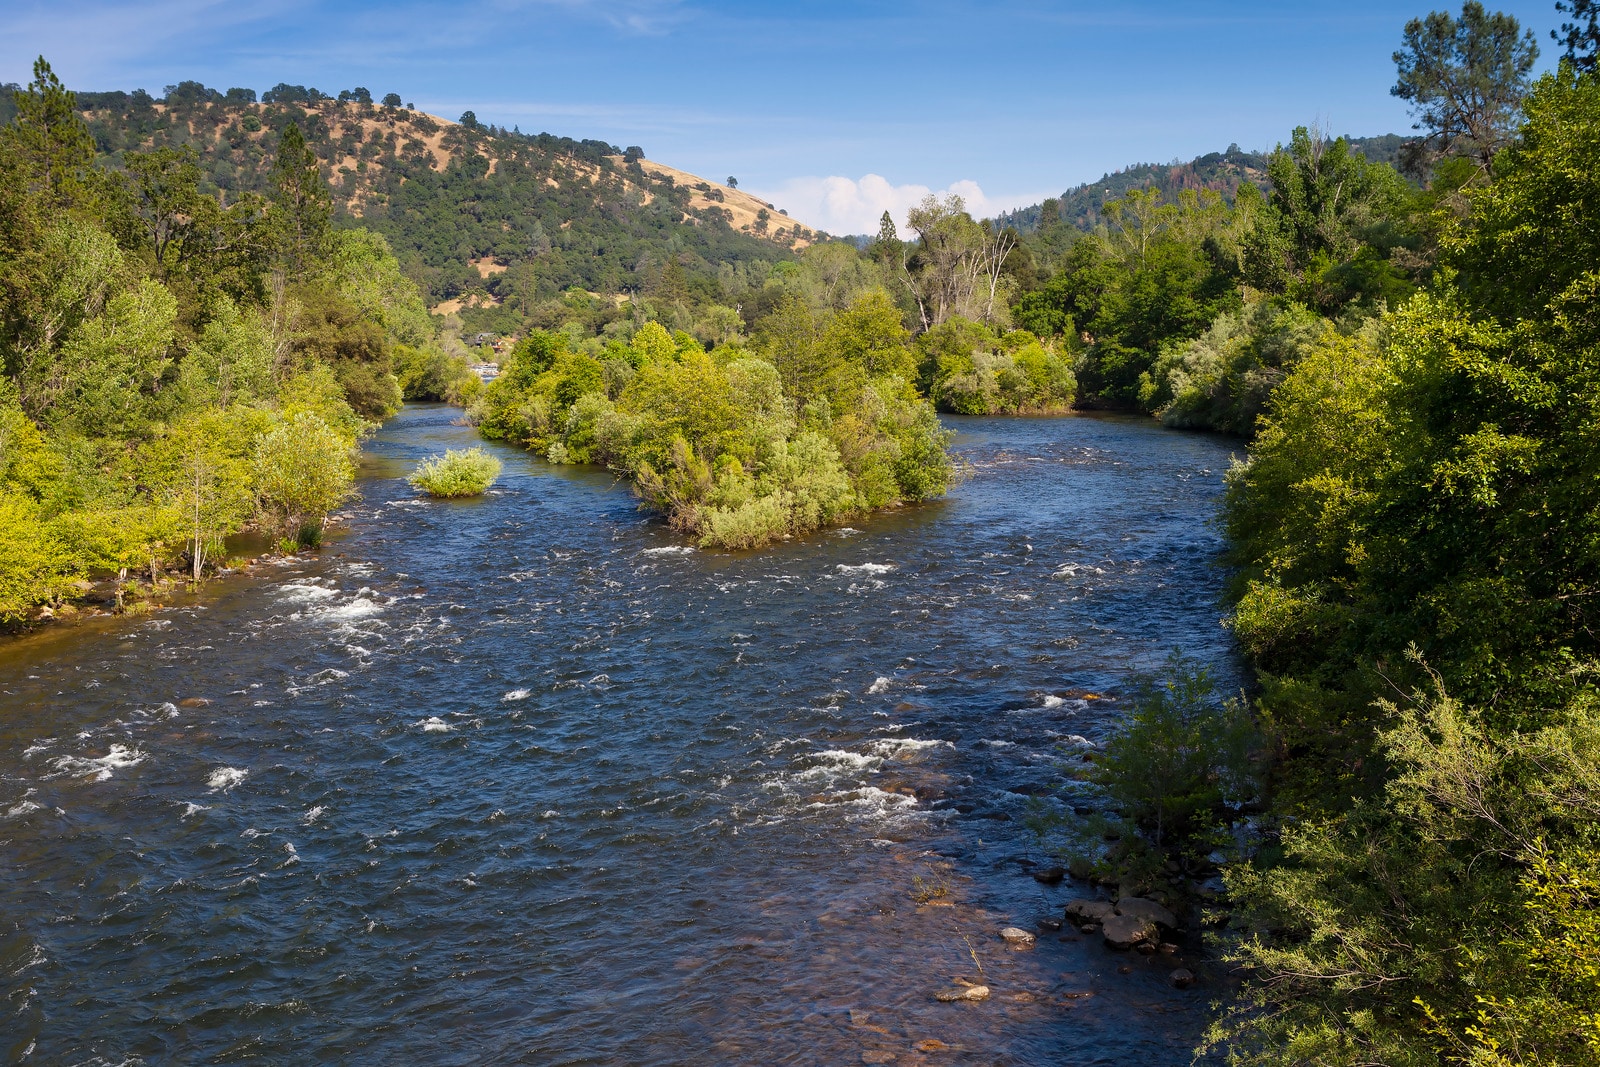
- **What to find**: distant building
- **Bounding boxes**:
[469,362,500,382]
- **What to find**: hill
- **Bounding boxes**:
[993,134,1406,233]
[0,79,819,316]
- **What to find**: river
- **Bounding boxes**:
[0,405,1241,1065]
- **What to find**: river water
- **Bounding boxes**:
[0,406,1240,1066]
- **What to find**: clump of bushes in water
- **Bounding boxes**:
[1028,652,1261,899]
[472,306,952,549]
[408,448,503,497]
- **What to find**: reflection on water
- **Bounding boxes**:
[0,405,1240,1065]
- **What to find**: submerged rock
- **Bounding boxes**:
[1170,968,1196,989]
[1032,865,1066,885]
[934,985,990,1002]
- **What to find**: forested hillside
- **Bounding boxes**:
[994,134,1405,236]
[0,79,812,324]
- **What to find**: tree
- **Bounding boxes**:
[252,411,354,547]
[269,123,330,272]
[382,92,402,108]
[1553,0,1600,72]
[121,146,202,278]
[1242,127,1412,309]
[0,56,95,205]
[869,210,899,266]
[1392,2,1540,173]
[143,410,255,583]
[726,176,738,188]
[459,110,478,129]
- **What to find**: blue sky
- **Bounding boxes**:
[1,0,1565,233]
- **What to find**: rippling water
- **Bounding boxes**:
[0,406,1241,1065]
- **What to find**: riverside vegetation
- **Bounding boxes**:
[0,59,482,625]
[1021,6,1600,1067]
[8,0,1600,1060]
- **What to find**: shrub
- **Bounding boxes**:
[1094,651,1259,848]
[408,447,503,497]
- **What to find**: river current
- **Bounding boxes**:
[0,406,1240,1065]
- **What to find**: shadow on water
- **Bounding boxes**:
[0,403,1242,1065]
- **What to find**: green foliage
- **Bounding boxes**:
[476,322,951,548]
[1215,63,1600,1067]
[408,447,502,497]
[0,61,409,621]
[252,411,355,546]
[1094,652,1259,849]
[918,318,1076,414]
[1140,296,1335,434]
[1242,127,1416,312]
[1392,2,1539,172]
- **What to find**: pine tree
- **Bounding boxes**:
[269,123,330,272]
[869,210,899,265]
[1554,0,1600,72]
[1,56,95,205]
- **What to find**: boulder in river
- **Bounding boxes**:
[1032,865,1066,885]
[1170,968,1196,989]
[1101,913,1158,949]
[999,927,1036,946]
[1114,896,1177,929]
[1064,898,1116,924]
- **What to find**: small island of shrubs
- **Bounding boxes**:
[408,448,503,497]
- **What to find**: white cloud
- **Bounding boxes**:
[748,174,1052,237]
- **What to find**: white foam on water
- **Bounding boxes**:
[1042,694,1066,709]
[303,805,326,825]
[22,739,54,758]
[318,597,384,621]
[502,688,531,702]
[6,796,42,817]
[278,582,337,604]
[279,841,300,867]
[977,738,1016,748]
[182,802,210,818]
[835,527,861,536]
[868,737,951,760]
[417,717,453,733]
[641,545,695,556]
[207,767,248,791]
[51,744,145,782]
[837,562,895,576]
[866,676,893,695]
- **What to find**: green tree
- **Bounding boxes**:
[1553,0,1600,72]
[269,123,331,272]
[0,56,94,205]
[1242,127,1412,310]
[252,410,354,547]
[1393,2,1540,173]
[142,410,255,583]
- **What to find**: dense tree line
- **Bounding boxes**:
[1010,6,1600,1065]
[0,59,474,625]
